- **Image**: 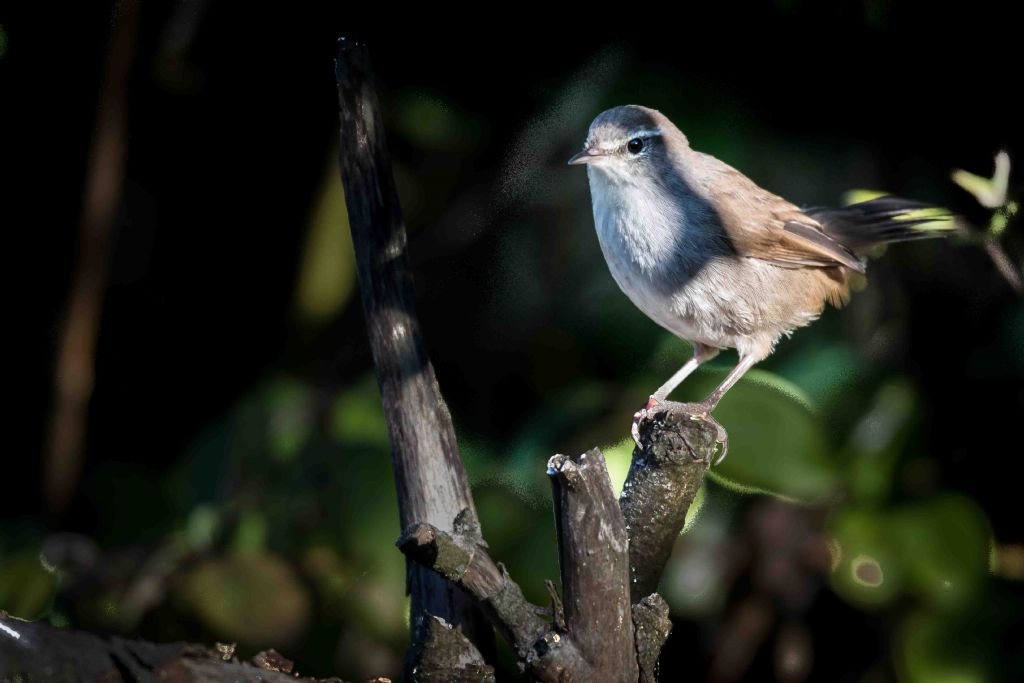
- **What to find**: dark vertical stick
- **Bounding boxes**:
[45,0,139,518]
[549,449,639,680]
[334,38,491,668]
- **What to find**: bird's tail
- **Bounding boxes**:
[806,196,957,253]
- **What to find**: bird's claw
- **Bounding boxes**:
[631,396,661,447]
[710,420,729,465]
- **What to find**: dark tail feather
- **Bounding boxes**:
[806,196,957,252]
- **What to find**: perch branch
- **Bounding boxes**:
[334,37,492,672]
[549,449,639,681]
[399,409,720,680]
[620,403,718,599]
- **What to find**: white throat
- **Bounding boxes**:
[587,165,695,276]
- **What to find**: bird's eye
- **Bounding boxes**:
[627,137,644,154]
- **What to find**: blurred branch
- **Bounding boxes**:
[334,38,493,676]
[982,241,1022,293]
[45,0,139,518]
[0,613,385,683]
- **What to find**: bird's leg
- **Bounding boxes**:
[690,352,761,416]
[671,350,769,465]
[632,343,719,446]
[652,343,720,403]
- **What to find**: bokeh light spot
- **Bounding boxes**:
[852,555,884,587]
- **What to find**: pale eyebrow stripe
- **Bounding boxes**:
[610,130,661,148]
[589,130,662,151]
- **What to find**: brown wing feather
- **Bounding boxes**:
[695,155,865,273]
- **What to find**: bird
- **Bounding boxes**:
[568,104,953,454]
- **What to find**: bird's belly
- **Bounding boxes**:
[602,249,735,349]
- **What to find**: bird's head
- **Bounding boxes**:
[568,105,688,183]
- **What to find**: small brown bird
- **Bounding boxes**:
[569,105,952,451]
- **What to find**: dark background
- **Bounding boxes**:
[3,2,1021,681]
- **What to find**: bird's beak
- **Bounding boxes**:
[567,148,604,165]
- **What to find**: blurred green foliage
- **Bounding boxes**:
[0,551,56,620]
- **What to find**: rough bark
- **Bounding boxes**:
[397,521,587,681]
[549,449,639,681]
[0,612,384,683]
[410,616,496,683]
[631,594,672,683]
[334,37,492,676]
[399,406,720,680]
[620,403,718,599]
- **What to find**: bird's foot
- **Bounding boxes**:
[631,396,661,447]
[680,398,717,419]
[632,398,730,465]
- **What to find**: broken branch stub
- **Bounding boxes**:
[549,449,640,681]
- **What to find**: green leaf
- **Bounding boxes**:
[295,157,356,325]
[0,551,57,620]
[827,495,993,611]
[896,608,997,683]
[176,551,310,647]
[264,377,314,464]
[951,151,1011,209]
[891,494,992,608]
[827,505,904,608]
[844,379,918,501]
[672,367,838,502]
[231,508,268,554]
[329,377,388,447]
[771,341,867,414]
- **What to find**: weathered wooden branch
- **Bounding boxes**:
[411,616,496,683]
[0,612,386,683]
[334,37,493,677]
[398,407,716,681]
[620,404,718,599]
[549,449,639,681]
[397,522,586,680]
[631,594,672,683]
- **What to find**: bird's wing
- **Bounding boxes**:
[695,154,865,273]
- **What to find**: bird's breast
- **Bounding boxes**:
[588,171,709,340]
